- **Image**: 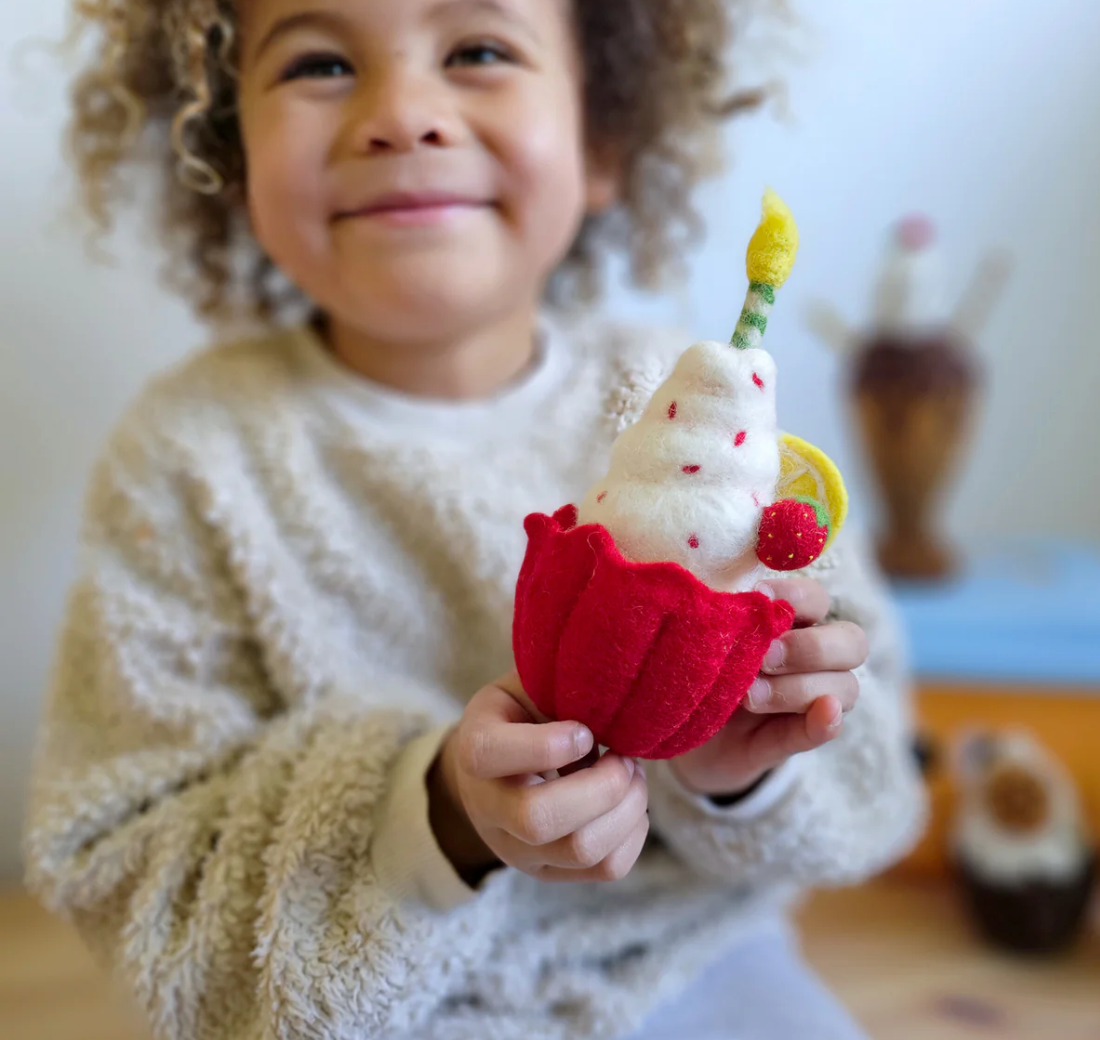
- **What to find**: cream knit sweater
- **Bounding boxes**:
[23,314,926,1040]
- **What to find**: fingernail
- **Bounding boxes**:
[756,582,776,600]
[635,760,647,780]
[747,677,771,711]
[827,705,844,732]
[763,640,785,672]
[625,757,636,779]
[574,726,594,758]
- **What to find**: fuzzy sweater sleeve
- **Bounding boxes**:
[22,415,514,1040]
[644,528,929,888]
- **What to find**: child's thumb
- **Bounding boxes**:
[493,670,552,724]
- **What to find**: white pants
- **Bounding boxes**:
[627,919,871,1040]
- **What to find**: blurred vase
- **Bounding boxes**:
[850,329,982,580]
[809,214,1008,582]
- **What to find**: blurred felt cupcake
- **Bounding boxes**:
[950,730,1097,955]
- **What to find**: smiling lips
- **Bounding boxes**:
[336,191,491,227]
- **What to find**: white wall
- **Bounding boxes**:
[3,0,1099,884]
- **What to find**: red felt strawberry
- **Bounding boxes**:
[756,496,830,571]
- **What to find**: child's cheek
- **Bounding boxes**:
[493,97,588,252]
[243,105,334,263]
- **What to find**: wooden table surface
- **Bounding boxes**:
[799,879,1100,1039]
[2,879,1098,1039]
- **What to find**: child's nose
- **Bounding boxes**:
[348,67,458,155]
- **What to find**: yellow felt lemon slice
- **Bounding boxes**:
[777,433,849,551]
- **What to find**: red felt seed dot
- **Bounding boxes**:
[688,534,700,549]
[597,491,607,504]
[735,431,747,447]
[668,402,678,420]
[682,465,701,474]
[753,373,765,390]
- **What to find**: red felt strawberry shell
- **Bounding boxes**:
[756,497,830,572]
[513,505,796,760]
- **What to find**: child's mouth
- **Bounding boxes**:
[336,191,491,228]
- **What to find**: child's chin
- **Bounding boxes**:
[337,258,518,331]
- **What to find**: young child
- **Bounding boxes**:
[24,1,927,1037]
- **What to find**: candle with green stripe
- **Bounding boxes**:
[731,190,800,350]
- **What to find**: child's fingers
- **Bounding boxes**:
[492,670,552,723]
[459,685,593,779]
[746,717,818,768]
[747,669,860,716]
[539,813,651,884]
[805,695,846,746]
[533,769,648,869]
[496,753,637,846]
[747,697,845,768]
[761,621,868,677]
[756,577,831,625]
[558,744,602,777]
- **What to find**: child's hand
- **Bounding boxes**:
[669,578,868,798]
[430,673,649,885]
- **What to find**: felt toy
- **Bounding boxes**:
[950,730,1097,955]
[513,191,849,760]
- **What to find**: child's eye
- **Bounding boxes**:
[280,53,354,82]
[446,42,515,68]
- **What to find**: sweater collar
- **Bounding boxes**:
[287,314,573,440]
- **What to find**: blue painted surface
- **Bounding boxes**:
[889,539,1100,686]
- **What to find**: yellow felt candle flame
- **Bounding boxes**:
[746,189,800,289]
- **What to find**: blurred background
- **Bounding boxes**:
[2,0,1100,1034]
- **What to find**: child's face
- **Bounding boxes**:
[238,0,615,341]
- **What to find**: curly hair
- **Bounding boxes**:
[67,0,771,322]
